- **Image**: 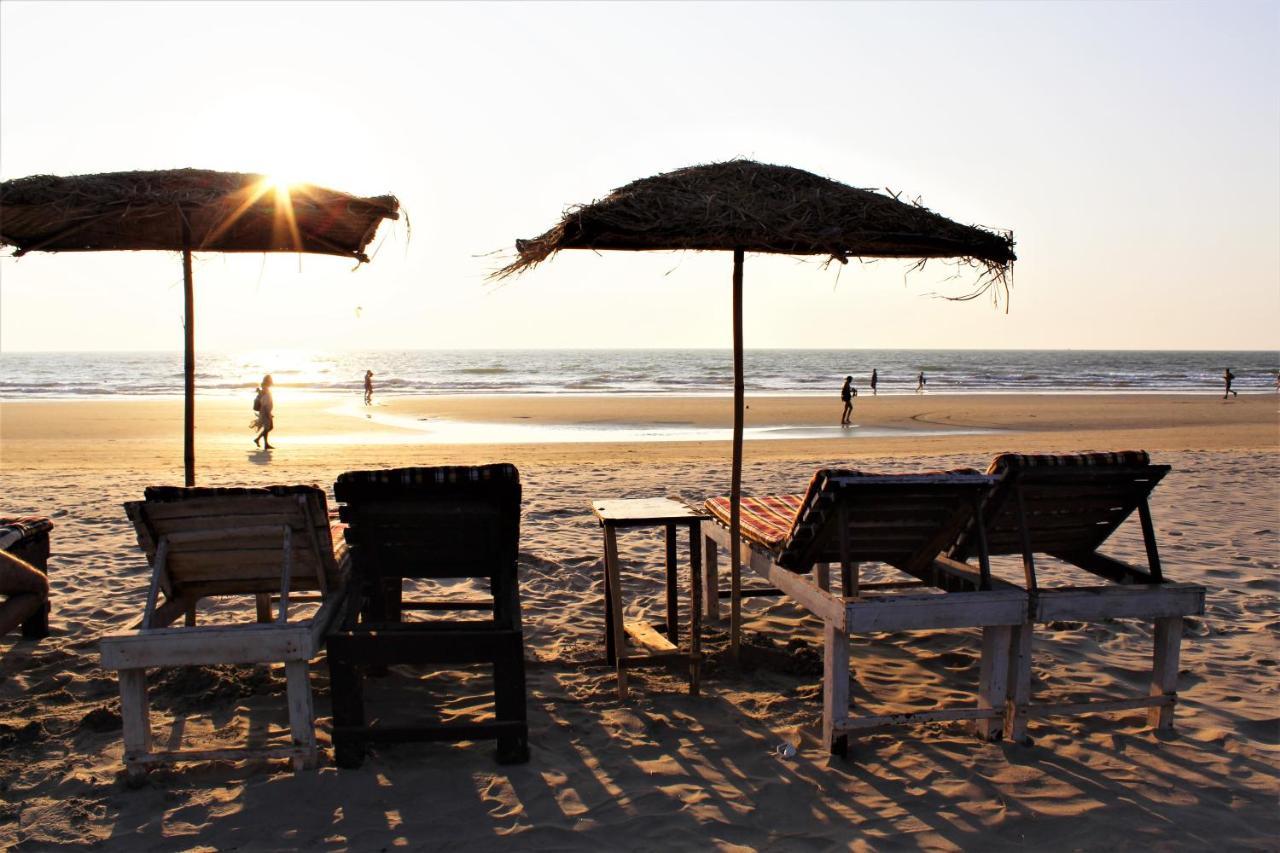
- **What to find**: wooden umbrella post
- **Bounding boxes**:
[182,245,195,487]
[729,248,744,659]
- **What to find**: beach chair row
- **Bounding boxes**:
[700,450,1205,755]
[97,465,528,782]
[80,450,1203,780]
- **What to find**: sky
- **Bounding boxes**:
[1,0,1277,353]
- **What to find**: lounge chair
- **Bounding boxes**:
[0,515,53,639]
[325,464,529,768]
[99,485,348,780]
[945,451,1205,740]
[702,470,1027,755]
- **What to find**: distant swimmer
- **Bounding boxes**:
[1222,367,1237,399]
[364,370,374,406]
[870,369,878,396]
[840,375,857,425]
[916,371,927,393]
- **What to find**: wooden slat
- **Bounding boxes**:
[100,623,318,669]
[624,619,677,654]
[1026,694,1173,718]
[1034,584,1204,622]
[845,589,1026,632]
[834,706,1000,733]
[130,745,307,765]
[703,521,845,627]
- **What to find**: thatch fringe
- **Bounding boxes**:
[0,169,400,261]
[492,160,1015,292]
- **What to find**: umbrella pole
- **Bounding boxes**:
[182,247,195,487]
[729,248,744,659]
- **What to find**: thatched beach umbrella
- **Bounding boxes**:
[0,168,400,485]
[495,159,1015,655]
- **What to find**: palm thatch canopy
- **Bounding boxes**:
[496,159,1014,280]
[0,169,400,262]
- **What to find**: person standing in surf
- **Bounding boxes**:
[840,375,856,425]
[870,368,878,396]
[252,374,275,449]
[364,370,374,406]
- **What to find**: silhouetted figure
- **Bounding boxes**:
[916,371,927,393]
[252,374,275,449]
[364,370,374,406]
[870,369,878,396]
[840,375,857,425]
[1222,367,1237,399]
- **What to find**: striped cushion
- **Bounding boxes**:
[705,494,803,551]
[987,451,1150,474]
[705,467,985,561]
[143,484,326,502]
[0,516,53,552]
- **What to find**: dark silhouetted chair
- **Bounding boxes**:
[325,464,529,767]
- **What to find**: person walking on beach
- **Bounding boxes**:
[1222,367,1238,399]
[916,371,927,393]
[840,375,857,425]
[252,374,275,449]
[364,370,374,406]
[870,369,878,396]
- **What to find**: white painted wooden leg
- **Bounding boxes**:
[1004,622,1032,743]
[285,660,317,770]
[977,625,1012,741]
[823,622,850,756]
[815,562,830,593]
[118,668,152,782]
[703,534,720,622]
[1149,616,1182,730]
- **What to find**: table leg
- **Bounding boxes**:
[602,528,616,666]
[603,526,628,699]
[665,524,679,646]
[688,522,702,696]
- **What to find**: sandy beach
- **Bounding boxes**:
[0,391,1276,849]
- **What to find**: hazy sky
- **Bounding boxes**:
[1,1,1277,352]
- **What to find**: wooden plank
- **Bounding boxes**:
[118,668,152,780]
[815,562,830,592]
[132,745,307,765]
[976,625,1012,740]
[141,495,316,521]
[822,622,850,755]
[1052,550,1154,585]
[1004,622,1033,743]
[845,589,1026,632]
[284,660,316,770]
[603,526,627,698]
[1149,616,1182,729]
[834,706,1000,734]
[624,619,678,653]
[591,497,708,525]
[930,556,1022,592]
[703,532,720,621]
[703,521,845,628]
[333,721,526,743]
[617,651,696,668]
[1033,584,1204,622]
[664,525,679,646]
[688,522,702,696]
[1027,695,1173,719]
[101,624,317,669]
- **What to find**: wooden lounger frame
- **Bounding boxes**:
[948,458,1206,739]
[703,473,1027,756]
[100,488,347,780]
[325,466,529,768]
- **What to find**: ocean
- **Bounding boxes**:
[0,349,1276,400]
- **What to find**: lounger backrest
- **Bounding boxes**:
[125,485,342,598]
[776,469,996,574]
[951,451,1169,561]
[334,464,521,580]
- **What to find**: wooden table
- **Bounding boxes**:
[590,497,709,698]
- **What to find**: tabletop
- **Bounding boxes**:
[590,497,709,527]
